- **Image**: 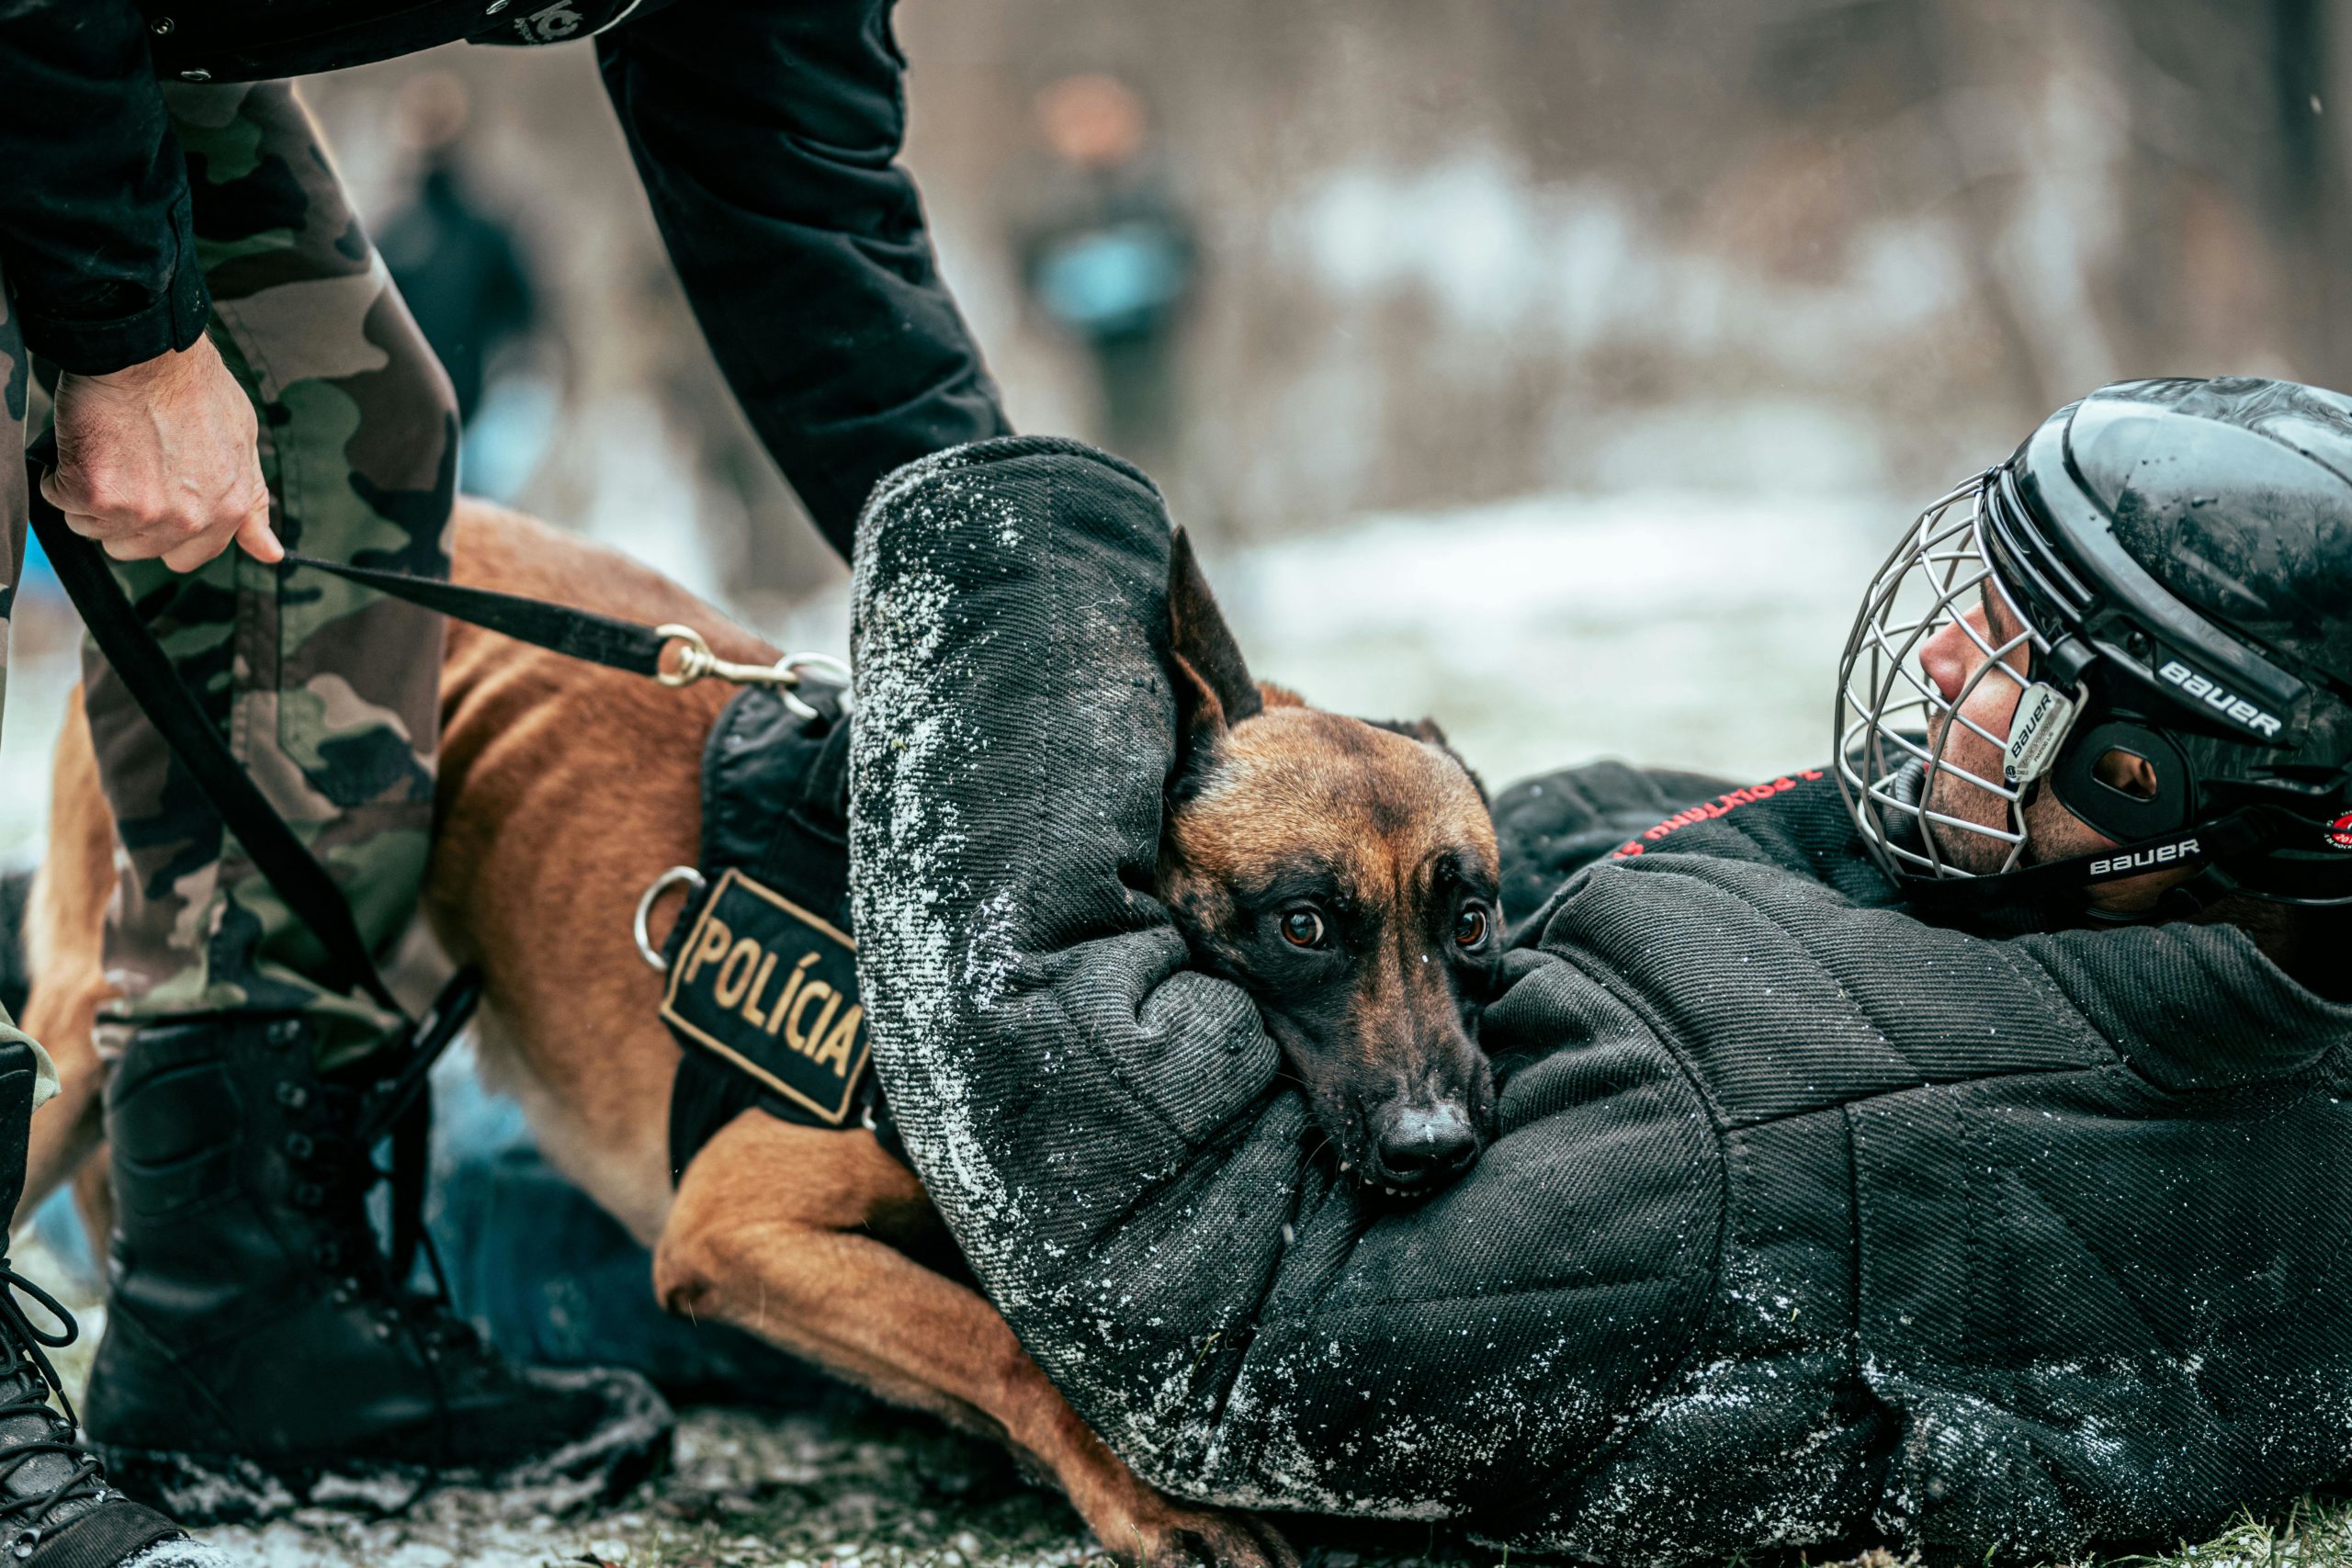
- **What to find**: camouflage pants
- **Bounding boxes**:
[11,83,456,1071]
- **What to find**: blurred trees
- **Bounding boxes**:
[304,0,2352,603]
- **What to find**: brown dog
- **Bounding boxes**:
[22,499,1498,1567]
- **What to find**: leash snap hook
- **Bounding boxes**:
[655,628,852,718]
[634,865,708,971]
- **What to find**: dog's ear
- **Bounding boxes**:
[1168,525,1261,741]
[1166,527,1261,804]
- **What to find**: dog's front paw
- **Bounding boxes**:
[1099,1492,1297,1568]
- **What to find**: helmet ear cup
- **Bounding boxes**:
[2048,719,2194,842]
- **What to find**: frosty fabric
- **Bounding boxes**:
[846,436,2352,1566]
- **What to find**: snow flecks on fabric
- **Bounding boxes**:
[963,888,1023,1014]
[1516,1350,1871,1567]
[847,491,998,1237]
[1209,1329,1610,1520]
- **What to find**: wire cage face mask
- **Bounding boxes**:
[1835,475,2083,884]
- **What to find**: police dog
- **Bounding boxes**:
[21,500,1498,1568]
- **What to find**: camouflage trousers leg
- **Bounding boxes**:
[0,264,63,1110]
[81,82,457,1071]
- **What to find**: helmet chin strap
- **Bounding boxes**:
[1895,802,2352,918]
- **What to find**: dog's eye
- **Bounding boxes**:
[1280,908,1327,948]
[1454,908,1488,948]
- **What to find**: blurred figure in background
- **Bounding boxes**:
[375,72,555,503]
[1012,73,1197,474]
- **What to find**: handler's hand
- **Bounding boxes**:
[45,337,284,573]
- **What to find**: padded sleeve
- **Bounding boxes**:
[847,436,1719,1521]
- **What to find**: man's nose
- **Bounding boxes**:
[1919,608,1986,706]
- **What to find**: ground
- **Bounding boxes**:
[25,1213,2350,1568]
[209,1404,1102,1568]
[203,1428,2352,1568]
[157,1409,2352,1568]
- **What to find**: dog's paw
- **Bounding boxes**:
[1103,1495,1298,1568]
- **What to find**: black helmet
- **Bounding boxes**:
[1836,376,2352,912]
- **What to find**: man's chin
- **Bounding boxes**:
[1923,831,2013,875]
[1921,781,2017,874]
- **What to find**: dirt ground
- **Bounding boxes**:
[151,1395,2352,1568]
[192,1395,1499,1568]
[208,1403,1114,1568]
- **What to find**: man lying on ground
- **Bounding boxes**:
[845,378,2352,1566]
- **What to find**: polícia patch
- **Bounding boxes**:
[661,868,869,1125]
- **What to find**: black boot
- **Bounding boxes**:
[82,1014,673,1523]
[0,1037,222,1568]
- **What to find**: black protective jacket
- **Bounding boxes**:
[0,0,1005,551]
[845,437,2352,1565]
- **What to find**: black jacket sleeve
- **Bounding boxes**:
[598,0,1010,558]
[0,0,209,374]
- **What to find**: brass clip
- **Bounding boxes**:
[655,626,852,720]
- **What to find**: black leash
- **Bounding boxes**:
[277,549,677,680]
[25,436,409,1016]
[21,435,723,992]
[277,533,837,707]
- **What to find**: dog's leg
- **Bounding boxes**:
[17,692,118,1229]
[657,1113,1295,1568]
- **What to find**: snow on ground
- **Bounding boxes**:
[1212,487,1888,789]
[204,1406,1102,1568]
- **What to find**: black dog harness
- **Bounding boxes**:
[652,683,903,1180]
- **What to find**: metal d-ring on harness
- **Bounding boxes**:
[20,431,859,1251]
[630,642,854,967]
[633,867,707,971]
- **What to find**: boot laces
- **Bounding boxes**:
[0,1265,107,1543]
[286,1087,484,1360]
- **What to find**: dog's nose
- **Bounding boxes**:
[1374,1101,1480,1189]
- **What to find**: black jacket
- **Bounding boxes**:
[845,437,2352,1565]
[0,0,1006,553]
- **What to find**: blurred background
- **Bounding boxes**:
[9,0,2352,854]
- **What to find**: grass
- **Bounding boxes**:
[2114,1496,2352,1568]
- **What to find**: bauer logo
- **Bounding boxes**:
[2329,811,2352,852]
[660,869,868,1125]
[2155,659,2285,739]
[2087,837,2200,877]
[2004,682,2075,784]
